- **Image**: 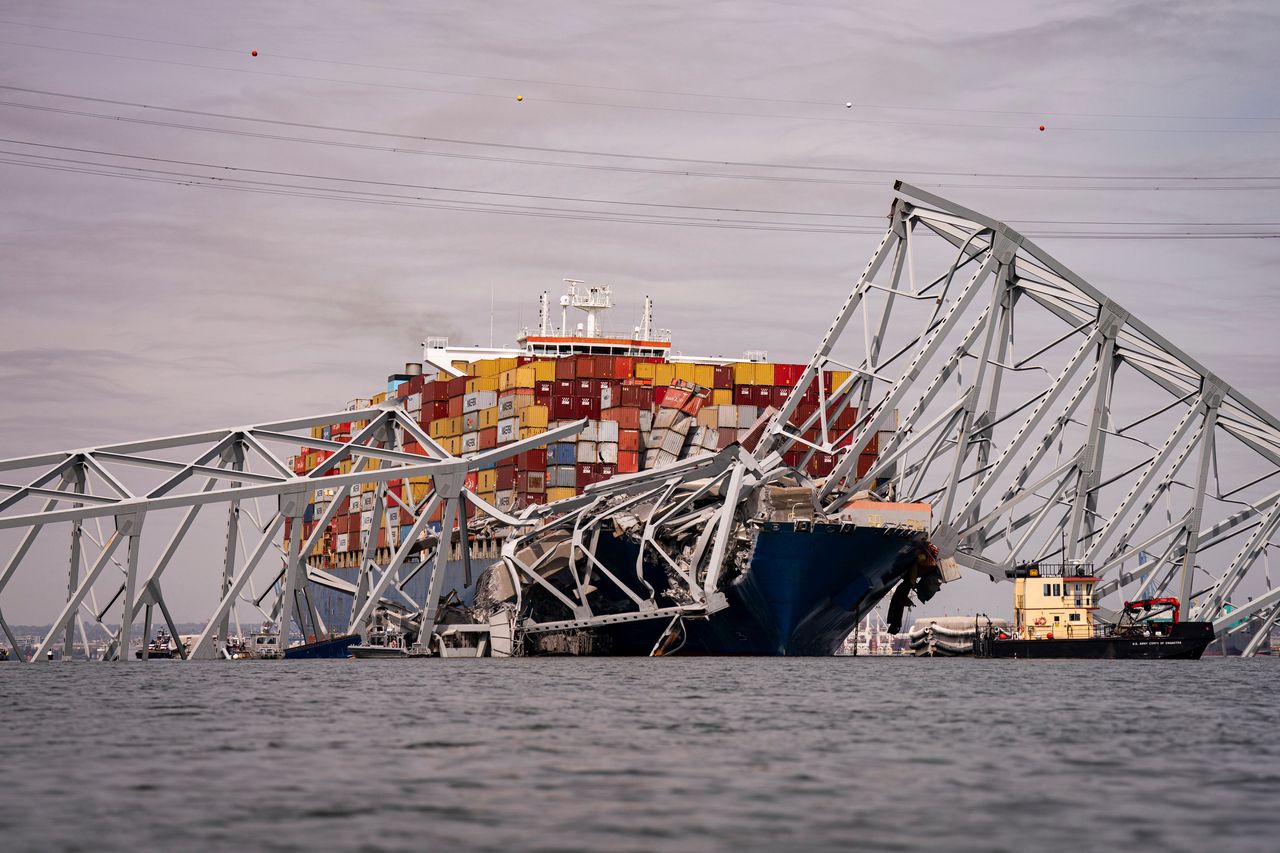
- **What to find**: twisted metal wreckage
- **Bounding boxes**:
[2,182,1278,660]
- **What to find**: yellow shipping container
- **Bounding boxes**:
[530,360,556,382]
[656,363,677,387]
[712,389,733,406]
[673,362,697,383]
[480,407,500,429]
[474,359,501,378]
[410,481,432,503]
[546,487,577,503]
[453,360,471,375]
[519,427,545,440]
[733,362,755,385]
[474,375,499,393]
[477,470,498,492]
[519,405,549,429]
[445,436,462,455]
[753,363,775,386]
[635,362,657,381]
[496,357,518,373]
[830,370,852,391]
[428,419,445,438]
[465,377,480,394]
[694,364,715,389]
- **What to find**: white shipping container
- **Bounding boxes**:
[387,507,400,527]
[600,384,614,409]
[336,532,349,551]
[461,431,480,453]
[737,405,759,426]
[388,525,400,547]
[462,411,480,432]
[497,395,518,418]
[661,429,686,455]
[361,492,375,511]
[463,390,497,413]
[347,496,360,513]
[360,511,372,532]
[497,417,518,444]
[598,442,619,464]
[597,420,619,443]
[576,441,598,463]
[639,410,654,432]
[581,421,599,442]
[718,405,739,429]
[495,490,516,511]
[408,392,422,411]
[350,482,363,495]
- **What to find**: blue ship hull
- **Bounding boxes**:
[282,633,362,659]
[579,522,926,656]
[309,522,928,657]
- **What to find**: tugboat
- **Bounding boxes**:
[349,608,410,659]
[975,563,1214,659]
[135,627,180,659]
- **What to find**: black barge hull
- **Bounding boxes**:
[980,622,1214,659]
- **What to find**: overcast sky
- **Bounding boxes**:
[1,1,1277,621]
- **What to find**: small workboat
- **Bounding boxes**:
[975,563,1214,659]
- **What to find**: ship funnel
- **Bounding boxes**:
[404,362,423,376]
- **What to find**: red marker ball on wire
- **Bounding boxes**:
[1039,124,1045,131]
[251,50,258,57]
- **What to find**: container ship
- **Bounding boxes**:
[288,282,946,656]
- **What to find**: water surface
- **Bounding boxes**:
[1,658,1276,851]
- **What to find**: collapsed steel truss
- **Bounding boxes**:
[2,182,1277,659]
[0,406,582,661]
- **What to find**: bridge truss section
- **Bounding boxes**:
[0,404,582,661]
[758,182,1280,653]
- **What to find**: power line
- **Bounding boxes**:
[6,138,1277,229]
[2,17,1277,123]
[3,150,1277,240]
[4,37,1280,135]
[2,98,1277,193]
[3,85,1277,182]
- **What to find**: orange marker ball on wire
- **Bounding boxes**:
[251,50,258,56]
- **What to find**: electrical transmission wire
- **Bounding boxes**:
[2,98,1277,192]
[3,36,1279,135]
[2,85,1277,183]
[3,148,1277,239]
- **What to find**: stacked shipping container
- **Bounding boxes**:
[290,354,888,566]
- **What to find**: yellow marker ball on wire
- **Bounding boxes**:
[516,95,523,101]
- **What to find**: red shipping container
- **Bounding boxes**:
[447,395,464,418]
[523,492,547,506]
[517,470,546,492]
[857,452,876,479]
[555,379,574,396]
[713,365,734,389]
[619,429,640,451]
[517,355,536,366]
[464,471,479,490]
[535,381,554,403]
[610,356,635,379]
[479,427,497,450]
[575,354,594,376]
[598,463,616,480]
[429,399,450,421]
[496,464,515,490]
[600,380,621,406]
[408,374,426,395]
[515,449,547,471]
[576,378,599,397]
[555,357,576,380]
[552,396,576,420]
[404,440,423,456]
[577,462,599,486]
[617,451,640,473]
[573,397,601,420]
[661,387,690,410]
[733,385,755,406]
[447,376,469,398]
[602,406,641,431]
